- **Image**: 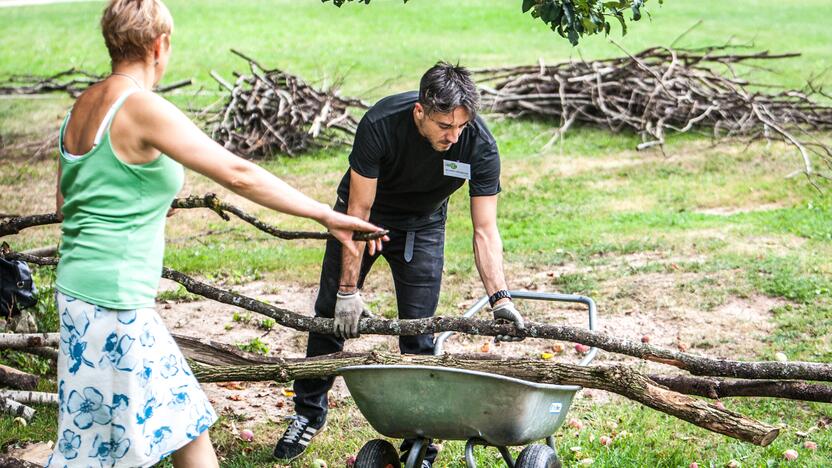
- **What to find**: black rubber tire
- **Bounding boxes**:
[354,439,401,468]
[515,444,561,468]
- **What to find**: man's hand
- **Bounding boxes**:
[492,301,525,342]
[334,291,367,339]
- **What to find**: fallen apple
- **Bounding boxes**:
[803,441,817,451]
[641,335,650,344]
[600,435,612,446]
[782,449,798,461]
[567,418,584,430]
[689,463,699,468]
[551,342,565,354]
[239,429,254,442]
[774,352,788,362]
[346,455,356,467]
[725,459,740,468]
[575,343,590,354]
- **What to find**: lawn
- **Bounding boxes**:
[1,0,832,467]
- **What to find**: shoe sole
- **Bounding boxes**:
[273,420,327,462]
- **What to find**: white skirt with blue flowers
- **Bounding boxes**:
[46,292,218,468]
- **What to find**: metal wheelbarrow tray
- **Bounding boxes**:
[340,291,598,468]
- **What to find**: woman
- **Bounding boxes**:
[47,1,385,466]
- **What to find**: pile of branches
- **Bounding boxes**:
[208,50,365,158]
[476,45,832,180]
[0,68,191,98]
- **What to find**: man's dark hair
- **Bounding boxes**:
[419,61,480,118]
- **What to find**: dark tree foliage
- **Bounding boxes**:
[323,0,661,46]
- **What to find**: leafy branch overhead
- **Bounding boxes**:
[323,0,661,45]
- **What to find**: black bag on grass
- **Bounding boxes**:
[0,257,38,319]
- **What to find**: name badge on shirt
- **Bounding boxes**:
[443,160,471,180]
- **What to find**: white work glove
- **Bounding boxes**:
[334,291,368,339]
[492,301,525,342]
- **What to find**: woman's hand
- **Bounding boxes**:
[321,210,388,256]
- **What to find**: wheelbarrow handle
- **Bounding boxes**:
[433,291,598,366]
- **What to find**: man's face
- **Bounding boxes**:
[413,103,471,152]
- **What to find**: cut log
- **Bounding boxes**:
[0,332,59,349]
[0,456,43,468]
[0,395,35,421]
[0,390,58,406]
[0,364,39,390]
[187,351,780,446]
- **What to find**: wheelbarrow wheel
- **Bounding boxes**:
[515,444,561,468]
[354,439,401,468]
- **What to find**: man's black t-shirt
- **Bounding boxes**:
[336,91,501,230]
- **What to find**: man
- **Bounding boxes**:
[273,62,525,466]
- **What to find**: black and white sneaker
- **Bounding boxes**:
[272,415,326,461]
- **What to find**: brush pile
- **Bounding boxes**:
[207,50,366,158]
[476,46,832,179]
[0,68,191,97]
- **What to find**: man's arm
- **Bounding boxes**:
[340,169,378,292]
[471,195,508,301]
[472,194,525,340]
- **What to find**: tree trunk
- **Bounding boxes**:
[188,351,779,446]
[0,390,58,406]
[0,364,39,390]
[0,332,59,349]
[0,395,35,422]
[650,374,832,403]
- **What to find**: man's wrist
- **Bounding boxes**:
[338,282,358,294]
[489,289,511,307]
[492,297,511,307]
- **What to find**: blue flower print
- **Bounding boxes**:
[145,426,173,456]
[99,332,137,371]
[57,429,81,460]
[137,359,153,387]
[167,384,191,411]
[113,393,130,412]
[186,413,214,439]
[136,396,161,425]
[89,424,130,463]
[59,308,94,374]
[57,379,65,413]
[117,308,137,324]
[179,356,192,377]
[140,322,155,347]
[160,354,179,378]
[66,387,112,429]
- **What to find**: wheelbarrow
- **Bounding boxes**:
[339,291,598,468]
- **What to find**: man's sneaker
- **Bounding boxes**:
[272,415,326,461]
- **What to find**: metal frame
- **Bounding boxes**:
[434,290,598,365]
[432,290,598,467]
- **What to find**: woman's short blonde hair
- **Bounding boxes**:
[101,0,173,63]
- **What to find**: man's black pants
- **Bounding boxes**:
[293,217,445,462]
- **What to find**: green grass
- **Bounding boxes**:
[2,0,832,466]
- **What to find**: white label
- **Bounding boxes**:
[443,160,471,179]
[549,403,562,414]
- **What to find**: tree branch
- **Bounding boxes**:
[0,193,387,241]
[188,351,780,446]
[5,254,832,384]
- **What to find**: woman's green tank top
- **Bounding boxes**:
[56,89,184,309]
